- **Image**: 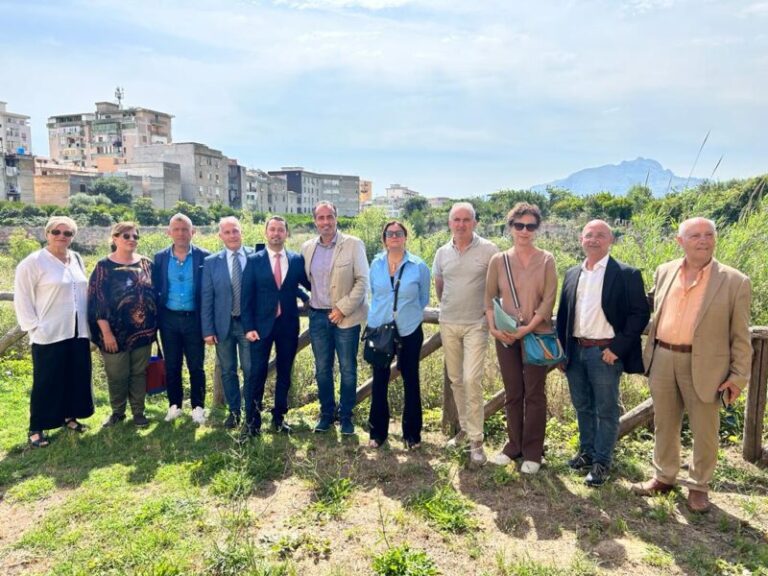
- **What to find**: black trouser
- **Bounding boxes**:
[30,337,94,431]
[160,309,206,408]
[368,324,424,445]
[245,315,300,431]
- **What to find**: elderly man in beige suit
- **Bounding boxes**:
[631,217,752,513]
[302,201,369,435]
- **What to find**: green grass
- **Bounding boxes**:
[405,483,477,534]
[4,474,56,503]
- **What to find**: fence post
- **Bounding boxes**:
[743,327,768,463]
[441,362,459,435]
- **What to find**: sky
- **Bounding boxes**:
[1,0,766,198]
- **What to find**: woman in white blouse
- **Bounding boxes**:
[14,216,94,447]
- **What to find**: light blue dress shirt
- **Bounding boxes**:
[367,251,430,337]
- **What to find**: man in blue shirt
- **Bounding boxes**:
[153,213,210,425]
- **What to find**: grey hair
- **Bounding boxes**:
[678,217,717,237]
[168,212,194,228]
[449,201,476,221]
[218,216,241,232]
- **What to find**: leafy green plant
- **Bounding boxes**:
[405,484,476,533]
[372,544,439,576]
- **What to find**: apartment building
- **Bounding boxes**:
[0,102,32,155]
[268,167,360,217]
[244,169,297,215]
[48,101,172,168]
[132,142,229,207]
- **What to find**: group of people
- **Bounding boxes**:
[14,199,751,513]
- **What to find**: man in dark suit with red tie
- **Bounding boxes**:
[241,216,310,436]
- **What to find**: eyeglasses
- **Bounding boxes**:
[49,229,74,237]
[384,230,405,238]
[114,233,140,240]
[509,222,539,232]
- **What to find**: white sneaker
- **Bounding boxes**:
[469,441,487,466]
[491,453,513,466]
[191,406,207,425]
[164,404,183,422]
[520,460,541,475]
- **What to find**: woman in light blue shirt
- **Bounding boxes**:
[366,221,430,449]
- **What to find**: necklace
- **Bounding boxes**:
[388,256,403,274]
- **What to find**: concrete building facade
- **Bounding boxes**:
[2,153,34,203]
[359,179,373,206]
[0,102,32,155]
[132,142,229,207]
[47,101,172,168]
[268,167,361,217]
[244,170,297,215]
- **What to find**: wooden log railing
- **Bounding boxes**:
[2,291,767,463]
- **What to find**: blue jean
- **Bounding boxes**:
[309,308,360,420]
[215,318,251,415]
[566,343,623,466]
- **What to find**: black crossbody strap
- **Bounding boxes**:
[392,261,408,320]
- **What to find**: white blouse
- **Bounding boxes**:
[14,248,90,345]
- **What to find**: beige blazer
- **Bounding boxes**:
[301,231,369,328]
[643,258,752,402]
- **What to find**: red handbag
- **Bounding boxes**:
[146,337,166,396]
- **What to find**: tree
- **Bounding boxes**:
[90,177,133,205]
[402,196,429,219]
[133,197,159,225]
[626,185,654,214]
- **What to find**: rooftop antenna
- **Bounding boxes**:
[115,86,125,109]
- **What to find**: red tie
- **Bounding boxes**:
[274,253,282,317]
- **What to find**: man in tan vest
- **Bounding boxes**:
[631,217,752,513]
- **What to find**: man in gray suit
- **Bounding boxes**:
[201,217,254,428]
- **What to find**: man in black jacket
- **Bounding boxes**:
[556,220,649,487]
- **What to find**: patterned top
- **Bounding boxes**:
[88,257,158,352]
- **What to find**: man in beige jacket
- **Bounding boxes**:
[632,217,752,512]
[302,201,369,434]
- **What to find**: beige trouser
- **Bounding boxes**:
[440,321,489,442]
[649,346,720,492]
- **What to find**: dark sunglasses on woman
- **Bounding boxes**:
[114,233,140,240]
[49,230,74,237]
[509,221,538,232]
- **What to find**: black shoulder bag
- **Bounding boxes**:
[362,262,407,368]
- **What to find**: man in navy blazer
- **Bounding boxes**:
[153,213,211,425]
[201,217,254,428]
[242,216,310,435]
[556,219,650,487]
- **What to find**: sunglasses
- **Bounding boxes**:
[114,233,140,240]
[384,230,405,238]
[509,222,539,232]
[49,229,74,237]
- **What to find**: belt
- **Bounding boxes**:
[309,306,332,313]
[656,340,692,353]
[231,315,241,321]
[165,308,196,317]
[576,337,613,348]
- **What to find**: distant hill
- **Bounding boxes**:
[530,157,705,196]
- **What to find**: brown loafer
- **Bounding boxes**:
[687,489,711,513]
[630,478,675,496]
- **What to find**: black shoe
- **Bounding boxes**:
[223,412,240,429]
[314,416,334,433]
[585,463,610,487]
[272,418,292,434]
[133,413,150,428]
[102,413,126,428]
[568,452,593,471]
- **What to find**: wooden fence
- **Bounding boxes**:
[2,292,767,464]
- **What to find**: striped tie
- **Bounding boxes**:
[231,251,242,316]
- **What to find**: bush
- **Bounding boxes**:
[8,228,41,264]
